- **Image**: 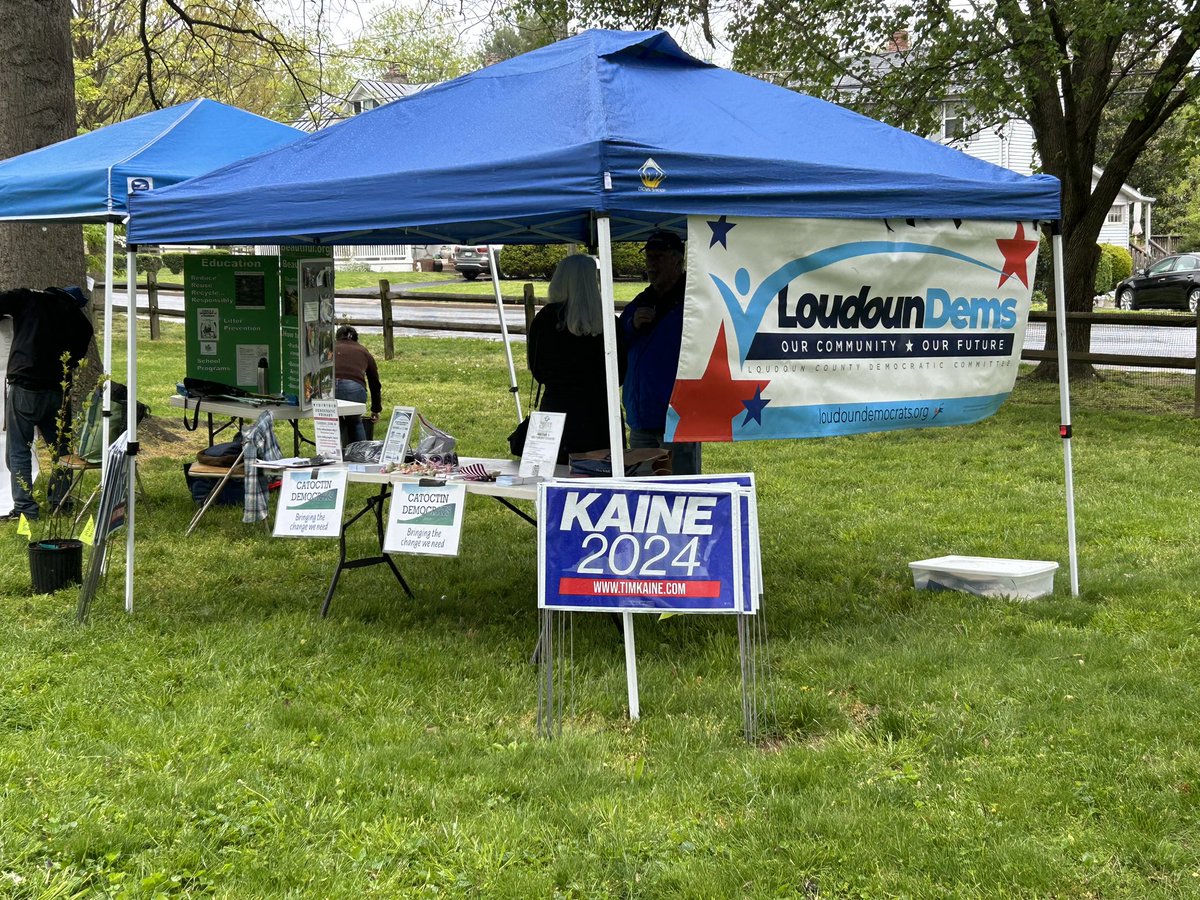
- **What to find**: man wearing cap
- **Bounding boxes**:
[0,286,94,520]
[618,231,701,475]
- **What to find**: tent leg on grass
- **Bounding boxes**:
[101,221,115,484]
[597,215,639,721]
[488,245,523,423]
[1050,225,1080,595]
[125,248,138,613]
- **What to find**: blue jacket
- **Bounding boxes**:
[619,279,685,432]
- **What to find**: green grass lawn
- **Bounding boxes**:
[2,320,1200,897]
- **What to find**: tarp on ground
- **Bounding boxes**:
[0,98,301,223]
[127,30,1060,247]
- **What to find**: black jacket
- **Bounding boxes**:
[527,303,626,460]
[0,288,94,389]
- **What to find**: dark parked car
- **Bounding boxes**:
[1115,253,1200,312]
[452,245,492,281]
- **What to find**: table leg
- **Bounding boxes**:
[321,483,412,617]
[492,496,536,526]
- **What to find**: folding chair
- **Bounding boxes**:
[186,410,279,535]
[56,450,147,529]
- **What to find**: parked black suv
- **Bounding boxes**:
[452,245,492,281]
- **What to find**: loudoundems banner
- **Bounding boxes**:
[665,217,1040,441]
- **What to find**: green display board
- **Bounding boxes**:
[297,258,337,410]
[280,247,334,408]
[184,255,281,393]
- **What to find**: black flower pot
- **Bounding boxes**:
[28,538,84,593]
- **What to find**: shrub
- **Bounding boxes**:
[499,244,569,279]
[161,252,186,275]
[1093,250,1113,295]
[1100,243,1133,285]
[338,260,374,273]
[1033,233,1053,299]
[611,242,645,279]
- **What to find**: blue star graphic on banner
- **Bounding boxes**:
[742,386,770,426]
[707,215,735,249]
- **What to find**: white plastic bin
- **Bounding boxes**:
[909,555,1058,600]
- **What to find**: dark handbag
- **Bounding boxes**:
[183,376,249,399]
[180,377,250,432]
[507,416,531,456]
[507,383,545,456]
[508,349,543,456]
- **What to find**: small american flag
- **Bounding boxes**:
[457,462,492,481]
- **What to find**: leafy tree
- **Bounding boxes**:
[480,8,568,64]
[1156,150,1200,249]
[344,7,481,83]
[71,0,327,128]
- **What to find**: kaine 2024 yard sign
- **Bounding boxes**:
[538,481,748,614]
[666,216,1040,442]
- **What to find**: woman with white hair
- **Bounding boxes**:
[526,254,626,462]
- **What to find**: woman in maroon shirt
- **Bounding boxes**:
[334,325,382,445]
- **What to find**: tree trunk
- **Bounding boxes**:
[0,0,86,295]
[1028,149,1110,382]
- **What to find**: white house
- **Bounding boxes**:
[935,101,1156,260]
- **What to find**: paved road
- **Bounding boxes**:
[1024,320,1196,369]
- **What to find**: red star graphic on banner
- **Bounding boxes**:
[996,222,1039,289]
[669,324,769,441]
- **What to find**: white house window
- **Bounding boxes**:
[1107,205,1125,224]
[942,102,964,140]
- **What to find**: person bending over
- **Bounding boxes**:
[333,325,382,445]
[0,286,94,520]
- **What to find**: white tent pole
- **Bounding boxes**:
[596,218,625,475]
[1050,225,1079,595]
[124,248,138,613]
[597,215,639,722]
[100,222,114,483]
[488,245,523,421]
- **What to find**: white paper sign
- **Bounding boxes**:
[273,467,348,538]
[236,344,270,387]
[383,482,466,556]
[310,397,342,462]
[518,411,566,478]
[381,406,416,466]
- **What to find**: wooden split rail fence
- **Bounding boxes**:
[108,276,545,351]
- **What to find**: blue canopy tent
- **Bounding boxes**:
[128,33,1058,246]
[127,31,1074,696]
[0,99,301,607]
[0,98,302,223]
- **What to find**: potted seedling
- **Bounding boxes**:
[17,355,97,594]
